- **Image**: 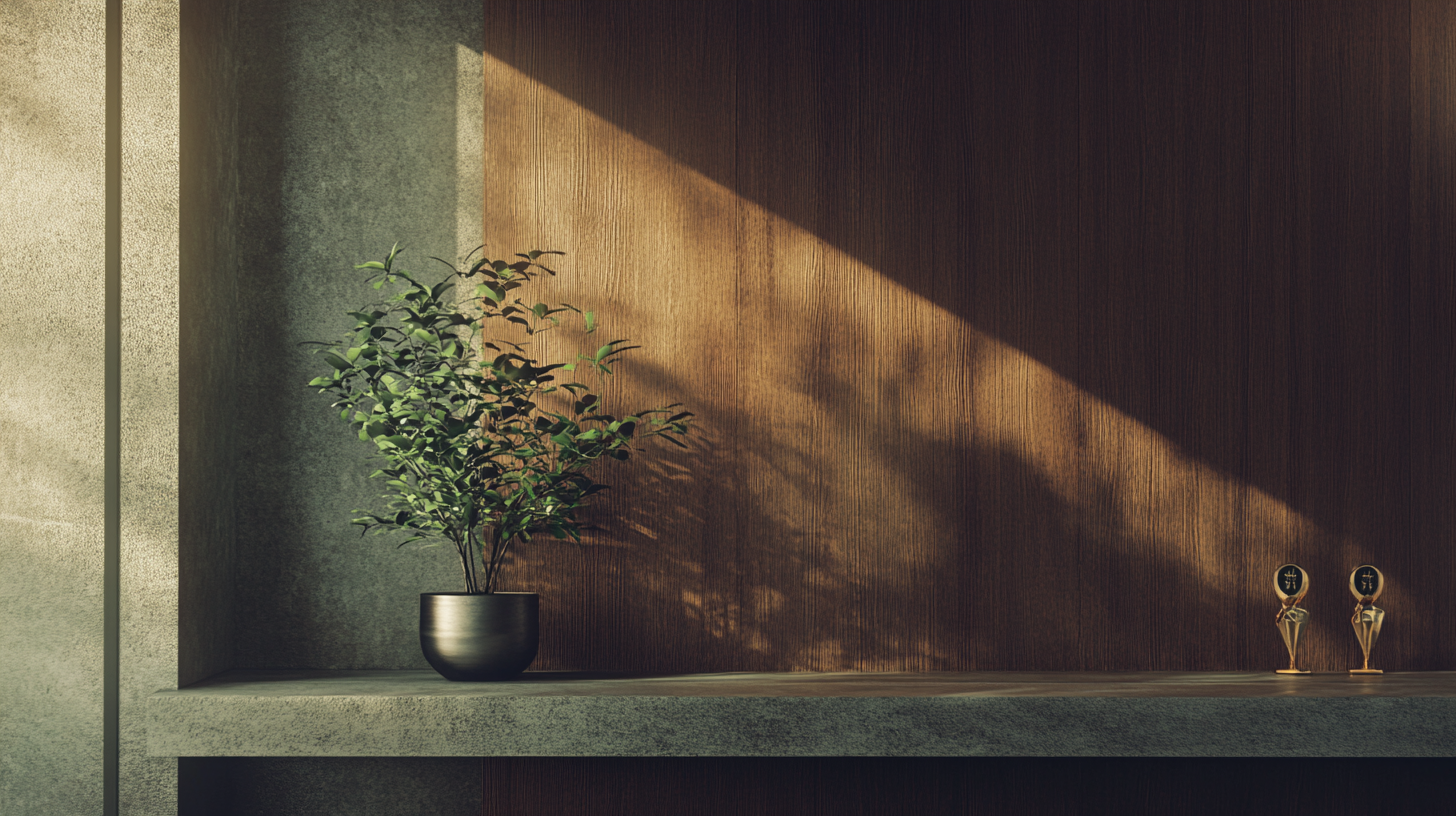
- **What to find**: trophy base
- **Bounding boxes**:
[1349,669,1383,674]
[1275,669,1311,674]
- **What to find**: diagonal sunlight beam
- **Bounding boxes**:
[483,53,1336,670]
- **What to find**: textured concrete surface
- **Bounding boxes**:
[234,0,484,672]
[0,3,107,814]
[148,671,1456,757]
[223,2,484,813]
[122,1,182,812]
[176,3,243,813]
[178,0,239,690]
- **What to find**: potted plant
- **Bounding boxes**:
[307,244,693,680]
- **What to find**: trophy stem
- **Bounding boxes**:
[1349,603,1384,674]
[1274,604,1311,674]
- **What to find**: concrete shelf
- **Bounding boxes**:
[147,670,1456,758]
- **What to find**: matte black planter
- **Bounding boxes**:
[420,592,538,681]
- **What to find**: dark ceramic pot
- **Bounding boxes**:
[420,592,538,681]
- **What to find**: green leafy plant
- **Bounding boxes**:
[307,244,693,594]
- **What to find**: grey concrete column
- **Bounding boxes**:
[120,0,181,812]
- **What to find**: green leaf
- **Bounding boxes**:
[324,352,352,371]
[584,311,597,333]
[594,344,614,362]
[356,261,387,270]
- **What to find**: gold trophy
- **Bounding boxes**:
[1349,565,1385,674]
[1274,564,1311,674]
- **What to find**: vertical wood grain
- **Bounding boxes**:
[1078,0,1254,670]
[1410,0,1456,669]
[482,0,1456,812]
[483,0,1447,675]
[1285,0,1412,671]
[958,1,1082,670]
[1245,0,1302,674]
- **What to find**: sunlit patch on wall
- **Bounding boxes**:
[483,53,1337,670]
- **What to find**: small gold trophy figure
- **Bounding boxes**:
[1274,564,1311,674]
[1349,565,1385,674]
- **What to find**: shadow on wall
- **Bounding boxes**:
[232,1,489,670]
[504,243,1335,673]
[483,0,1454,672]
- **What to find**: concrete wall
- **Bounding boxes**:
[176,1,242,813]
[234,0,483,673]
[121,1,182,812]
[4,2,485,812]
[179,0,239,693]
[224,1,483,812]
[0,2,107,814]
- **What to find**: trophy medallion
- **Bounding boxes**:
[1348,565,1385,675]
[1273,564,1311,674]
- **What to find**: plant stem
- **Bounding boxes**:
[452,532,474,595]
[464,525,481,594]
[485,535,497,594]
[489,533,516,594]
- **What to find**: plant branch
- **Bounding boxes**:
[307,246,694,594]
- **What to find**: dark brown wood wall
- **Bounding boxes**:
[480,1,1456,813]
[482,0,1456,676]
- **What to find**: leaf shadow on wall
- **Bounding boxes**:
[506,303,1294,673]
[484,0,1455,671]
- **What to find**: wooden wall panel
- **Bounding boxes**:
[1245,0,1302,675]
[1076,0,1254,670]
[955,2,1082,671]
[1282,0,1414,675]
[1411,0,1456,676]
[482,0,1455,674]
